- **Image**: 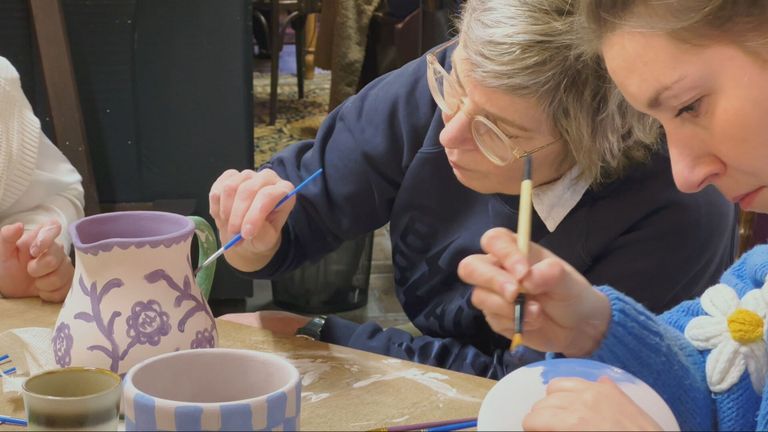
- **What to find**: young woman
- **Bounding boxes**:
[461,0,768,429]
[210,0,736,379]
[0,56,84,302]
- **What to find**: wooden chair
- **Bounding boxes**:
[253,0,322,125]
[28,0,100,215]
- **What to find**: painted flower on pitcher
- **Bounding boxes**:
[52,322,74,367]
[684,283,768,393]
[125,300,172,346]
[190,327,215,349]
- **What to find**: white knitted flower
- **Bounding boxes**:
[684,283,768,394]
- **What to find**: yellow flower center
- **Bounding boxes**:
[727,308,765,344]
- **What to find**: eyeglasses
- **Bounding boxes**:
[426,39,559,166]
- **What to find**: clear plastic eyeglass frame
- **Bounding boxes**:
[426,39,558,166]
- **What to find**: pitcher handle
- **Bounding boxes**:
[188,216,217,300]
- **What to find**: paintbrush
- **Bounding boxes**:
[511,155,533,350]
[0,414,27,427]
[368,417,477,432]
[195,168,324,275]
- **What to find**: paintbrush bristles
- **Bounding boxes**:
[511,294,525,349]
[511,333,524,350]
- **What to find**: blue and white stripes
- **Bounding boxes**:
[123,349,302,431]
[125,379,301,431]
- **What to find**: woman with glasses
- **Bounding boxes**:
[208,0,736,378]
[462,0,768,429]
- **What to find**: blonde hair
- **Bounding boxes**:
[580,0,768,55]
[458,0,659,184]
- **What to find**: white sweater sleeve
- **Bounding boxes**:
[0,56,85,253]
[0,134,85,252]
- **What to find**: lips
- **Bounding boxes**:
[732,187,765,209]
[448,159,471,172]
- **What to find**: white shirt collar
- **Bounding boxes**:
[532,165,591,232]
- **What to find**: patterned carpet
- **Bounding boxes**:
[253,71,330,166]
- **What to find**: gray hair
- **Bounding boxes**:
[458,0,659,184]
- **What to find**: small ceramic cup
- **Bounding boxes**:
[21,367,122,431]
[123,348,301,431]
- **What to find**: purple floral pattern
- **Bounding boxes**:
[74,276,125,372]
[66,269,215,373]
[125,300,172,346]
[144,269,215,333]
[190,325,216,349]
[52,322,74,367]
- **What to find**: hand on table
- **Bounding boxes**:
[457,227,611,357]
[209,168,296,272]
[0,221,73,302]
[219,310,311,337]
[523,377,661,431]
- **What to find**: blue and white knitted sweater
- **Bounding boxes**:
[592,245,768,431]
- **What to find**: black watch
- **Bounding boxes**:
[295,315,327,340]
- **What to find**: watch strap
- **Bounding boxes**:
[295,315,327,340]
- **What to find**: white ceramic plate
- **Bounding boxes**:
[478,358,679,431]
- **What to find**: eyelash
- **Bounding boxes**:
[498,126,520,139]
[675,98,702,118]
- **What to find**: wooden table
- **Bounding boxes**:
[0,298,493,430]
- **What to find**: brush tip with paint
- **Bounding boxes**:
[511,293,525,349]
[511,333,523,350]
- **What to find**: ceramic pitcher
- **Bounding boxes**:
[52,211,219,376]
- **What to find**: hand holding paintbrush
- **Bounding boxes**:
[207,168,323,273]
[459,163,612,357]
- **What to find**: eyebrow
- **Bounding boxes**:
[645,75,687,111]
[452,54,532,134]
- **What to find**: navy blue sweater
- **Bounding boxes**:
[250,49,738,379]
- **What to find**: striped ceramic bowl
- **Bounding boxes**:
[123,348,301,431]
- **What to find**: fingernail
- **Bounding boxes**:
[525,301,539,322]
[513,262,528,280]
[242,224,254,239]
[30,246,39,257]
[502,282,517,302]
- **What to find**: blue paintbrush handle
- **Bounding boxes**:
[222,233,243,251]
[0,415,27,426]
[425,420,478,432]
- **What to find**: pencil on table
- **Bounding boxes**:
[511,155,533,350]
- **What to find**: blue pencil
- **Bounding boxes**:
[0,354,9,363]
[197,168,324,272]
[2,367,16,375]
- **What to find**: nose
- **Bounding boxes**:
[665,127,724,193]
[439,109,476,150]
